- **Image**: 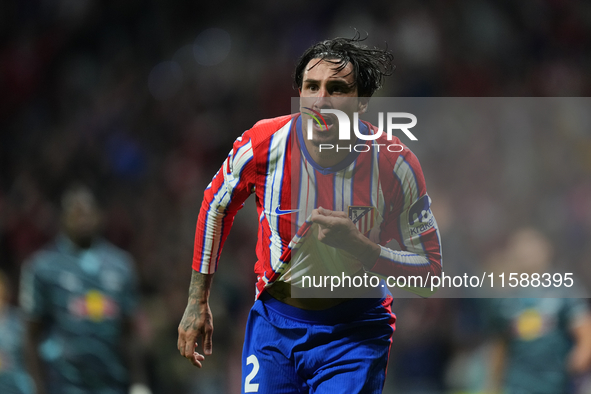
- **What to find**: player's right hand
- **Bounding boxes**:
[177,302,213,368]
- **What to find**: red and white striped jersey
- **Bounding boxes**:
[193,114,442,297]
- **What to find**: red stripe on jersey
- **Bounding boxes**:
[315,172,335,209]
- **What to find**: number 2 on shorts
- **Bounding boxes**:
[244,354,260,393]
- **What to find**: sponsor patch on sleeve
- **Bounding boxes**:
[408,195,435,235]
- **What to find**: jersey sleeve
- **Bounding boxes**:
[192,132,256,274]
[19,257,49,321]
[367,149,442,295]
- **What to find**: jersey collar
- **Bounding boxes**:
[56,233,97,255]
[295,114,370,175]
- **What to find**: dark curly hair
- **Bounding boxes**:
[294,33,395,97]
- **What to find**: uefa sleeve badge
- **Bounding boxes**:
[408,195,435,235]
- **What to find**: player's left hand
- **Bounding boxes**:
[177,301,213,368]
[310,207,380,268]
[310,207,360,250]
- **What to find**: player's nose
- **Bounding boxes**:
[313,86,332,108]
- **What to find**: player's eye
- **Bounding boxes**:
[330,84,350,94]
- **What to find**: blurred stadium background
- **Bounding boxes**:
[1,0,591,393]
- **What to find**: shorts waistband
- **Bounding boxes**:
[259,285,390,324]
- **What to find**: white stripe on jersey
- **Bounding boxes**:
[378,246,428,266]
[367,151,385,242]
[391,155,429,265]
[201,139,254,273]
[262,120,292,274]
[333,159,355,212]
[232,140,254,176]
[296,159,318,227]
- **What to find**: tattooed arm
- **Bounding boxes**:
[177,270,214,368]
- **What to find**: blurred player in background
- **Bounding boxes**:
[486,228,591,394]
[178,34,442,393]
[20,185,151,394]
[0,270,35,394]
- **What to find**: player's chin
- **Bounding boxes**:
[310,134,340,147]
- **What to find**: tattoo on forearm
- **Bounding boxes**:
[188,271,210,302]
[181,271,213,331]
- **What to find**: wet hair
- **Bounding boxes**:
[294,32,395,97]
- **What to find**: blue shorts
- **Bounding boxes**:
[241,290,396,394]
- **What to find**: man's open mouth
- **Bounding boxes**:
[313,114,335,131]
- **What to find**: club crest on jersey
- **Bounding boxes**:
[408,195,435,235]
[348,206,375,235]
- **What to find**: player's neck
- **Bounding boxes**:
[65,233,95,250]
[303,138,351,168]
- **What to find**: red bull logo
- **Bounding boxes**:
[69,290,119,321]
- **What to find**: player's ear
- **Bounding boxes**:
[357,97,369,114]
